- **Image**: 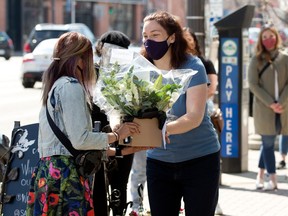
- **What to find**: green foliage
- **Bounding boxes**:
[100,63,181,116]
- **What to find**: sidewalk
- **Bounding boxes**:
[217,149,288,216]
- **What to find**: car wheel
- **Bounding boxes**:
[4,55,10,60]
[22,81,35,88]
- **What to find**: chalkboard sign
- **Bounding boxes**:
[2,123,39,216]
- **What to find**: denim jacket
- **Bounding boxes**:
[38,76,109,158]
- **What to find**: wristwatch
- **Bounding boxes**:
[115,146,123,158]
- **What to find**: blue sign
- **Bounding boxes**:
[220,38,239,158]
[2,123,39,216]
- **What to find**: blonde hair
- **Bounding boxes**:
[42,32,95,106]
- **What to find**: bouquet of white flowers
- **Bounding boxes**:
[94,48,197,147]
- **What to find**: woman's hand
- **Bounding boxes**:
[165,130,170,144]
[270,102,283,114]
[114,122,140,140]
[121,146,152,155]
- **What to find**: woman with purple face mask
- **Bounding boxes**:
[140,11,221,216]
[248,25,288,191]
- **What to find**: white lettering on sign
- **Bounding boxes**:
[226,107,233,118]
[13,208,26,216]
[226,144,232,155]
[226,119,232,131]
[225,107,233,156]
[226,65,233,75]
[225,65,233,102]
[225,89,232,101]
[16,193,28,203]
[21,159,34,176]
[226,131,232,143]
[225,78,233,89]
[32,147,38,154]
[20,178,31,186]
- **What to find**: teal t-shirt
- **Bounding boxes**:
[147,55,220,163]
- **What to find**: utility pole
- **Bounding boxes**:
[71,0,76,23]
[52,0,55,23]
[186,0,205,56]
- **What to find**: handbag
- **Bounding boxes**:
[210,108,224,134]
[46,105,104,178]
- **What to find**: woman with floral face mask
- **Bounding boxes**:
[140,11,221,216]
[248,25,288,191]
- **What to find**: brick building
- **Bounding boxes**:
[0,0,186,51]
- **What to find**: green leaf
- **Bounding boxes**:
[153,74,163,90]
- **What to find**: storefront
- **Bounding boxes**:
[6,0,146,51]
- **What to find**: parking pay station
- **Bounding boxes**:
[214,5,255,173]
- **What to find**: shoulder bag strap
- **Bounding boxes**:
[45,92,79,157]
[259,52,279,78]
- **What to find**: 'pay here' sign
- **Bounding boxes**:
[220,38,239,158]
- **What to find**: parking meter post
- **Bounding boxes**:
[214,5,255,173]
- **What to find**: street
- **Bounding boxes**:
[0,56,42,139]
[1,56,288,216]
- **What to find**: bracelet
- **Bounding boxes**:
[112,131,119,141]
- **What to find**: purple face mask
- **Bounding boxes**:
[144,37,170,60]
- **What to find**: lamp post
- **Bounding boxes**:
[52,0,55,23]
[71,0,76,23]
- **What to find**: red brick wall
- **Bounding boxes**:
[168,0,187,27]
[0,0,6,30]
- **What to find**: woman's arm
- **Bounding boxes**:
[166,83,207,135]
[207,74,218,98]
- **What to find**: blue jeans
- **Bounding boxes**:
[146,152,220,216]
[259,135,277,174]
[130,150,147,211]
[279,135,288,155]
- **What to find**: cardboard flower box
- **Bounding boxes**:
[119,117,162,147]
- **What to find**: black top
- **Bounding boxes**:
[91,104,110,131]
[199,56,217,75]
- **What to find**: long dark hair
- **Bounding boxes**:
[141,11,188,68]
[183,27,202,57]
[42,32,95,106]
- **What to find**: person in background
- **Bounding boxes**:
[276,135,288,169]
[183,27,223,215]
[141,11,220,216]
[129,150,147,215]
[26,32,140,216]
[183,28,218,114]
[92,30,137,216]
[248,25,288,191]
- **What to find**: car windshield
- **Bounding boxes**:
[32,30,68,41]
[69,27,96,43]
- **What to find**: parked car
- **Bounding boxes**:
[21,38,58,88]
[23,23,96,53]
[0,31,14,60]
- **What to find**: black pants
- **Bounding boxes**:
[147,152,220,216]
[93,154,134,216]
